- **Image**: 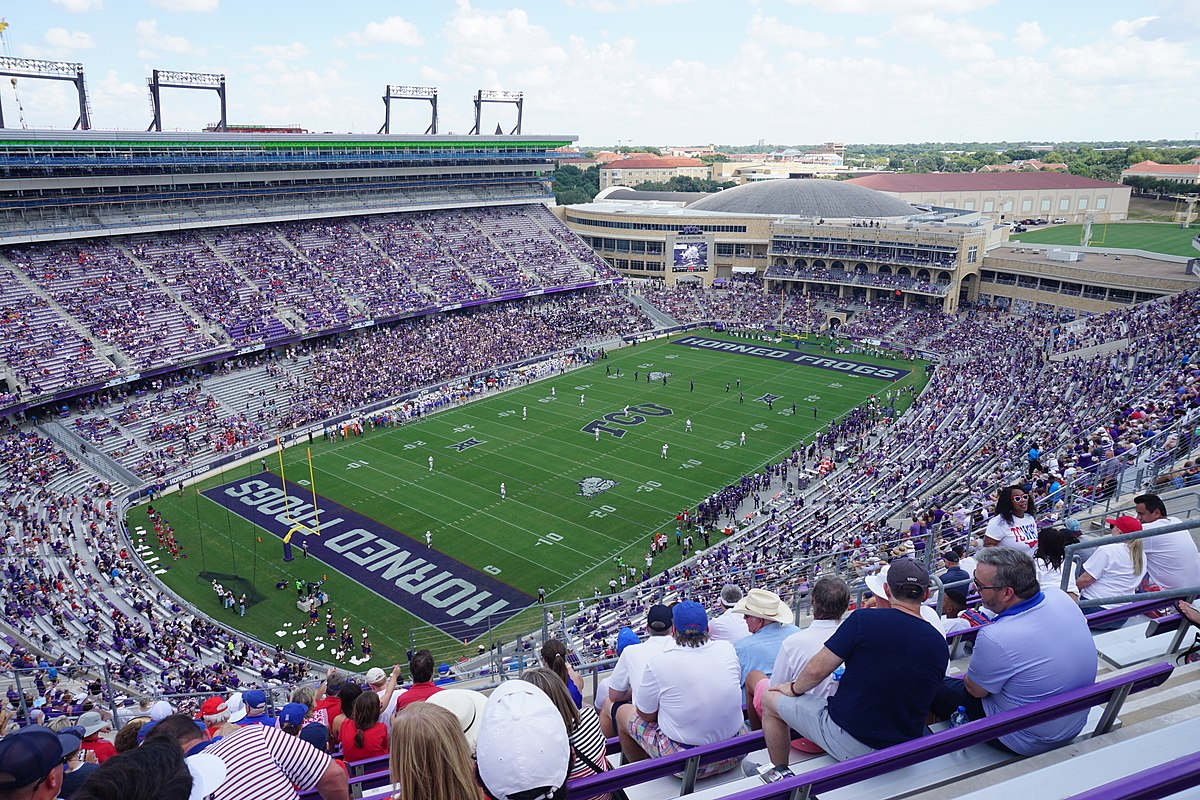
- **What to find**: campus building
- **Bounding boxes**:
[844,172,1131,224]
[1121,160,1200,187]
[598,155,709,190]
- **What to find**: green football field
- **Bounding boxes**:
[137,330,927,667]
[1012,220,1200,257]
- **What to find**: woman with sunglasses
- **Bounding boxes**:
[982,485,1038,551]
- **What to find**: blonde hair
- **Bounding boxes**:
[389,703,477,800]
[290,685,316,710]
[1128,538,1144,577]
[1110,522,1145,576]
[520,667,579,734]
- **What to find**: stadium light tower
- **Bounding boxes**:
[469,89,523,135]
[378,85,438,134]
[0,56,91,130]
[147,69,226,132]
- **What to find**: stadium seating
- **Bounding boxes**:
[2,215,1200,800]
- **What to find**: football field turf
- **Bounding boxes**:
[1011,221,1200,257]
[140,330,928,665]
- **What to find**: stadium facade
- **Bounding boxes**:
[0,129,575,244]
[559,178,1198,316]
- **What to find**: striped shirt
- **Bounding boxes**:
[569,705,611,800]
[205,723,332,800]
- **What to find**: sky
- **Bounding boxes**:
[3,0,1199,147]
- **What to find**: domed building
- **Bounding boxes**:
[687,179,921,219]
[556,178,1003,313]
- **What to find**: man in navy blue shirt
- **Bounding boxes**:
[940,550,971,592]
[756,560,948,781]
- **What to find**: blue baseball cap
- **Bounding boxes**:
[672,601,709,635]
[278,702,308,727]
[616,627,640,654]
[242,689,267,710]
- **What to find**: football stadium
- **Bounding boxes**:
[0,71,1199,800]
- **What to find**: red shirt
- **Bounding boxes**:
[393,682,443,712]
[80,737,118,764]
[338,719,388,763]
[312,695,341,728]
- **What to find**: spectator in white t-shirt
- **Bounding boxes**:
[1077,516,1147,627]
[1134,493,1200,590]
[364,665,404,732]
[983,486,1038,551]
[708,584,751,642]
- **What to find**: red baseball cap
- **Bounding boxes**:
[1105,516,1142,534]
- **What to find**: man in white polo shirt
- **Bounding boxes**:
[600,604,673,737]
[617,601,745,779]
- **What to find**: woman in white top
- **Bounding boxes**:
[1077,516,1146,625]
[983,485,1038,551]
[1033,525,1079,599]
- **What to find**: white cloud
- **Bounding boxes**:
[251,42,310,61]
[853,36,882,49]
[15,26,95,59]
[147,0,220,11]
[746,12,836,47]
[135,19,205,56]
[49,0,104,12]
[784,0,996,14]
[44,27,95,52]
[336,17,424,48]
[563,0,693,8]
[442,1,566,69]
[889,14,1002,61]
[1052,34,1198,83]
[1014,21,1048,51]
[1111,16,1157,38]
[1136,1,1200,43]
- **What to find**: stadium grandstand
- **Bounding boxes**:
[1,127,1200,800]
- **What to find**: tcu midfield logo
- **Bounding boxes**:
[581,403,673,439]
[578,477,619,497]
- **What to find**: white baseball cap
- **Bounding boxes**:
[476,681,569,800]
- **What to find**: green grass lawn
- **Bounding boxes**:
[135,331,927,666]
[1012,221,1200,257]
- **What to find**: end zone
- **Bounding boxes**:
[201,473,533,640]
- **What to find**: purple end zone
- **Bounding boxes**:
[672,335,912,381]
[201,472,534,640]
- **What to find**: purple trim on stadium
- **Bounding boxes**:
[671,335,912,381]
[201,472,533,640]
